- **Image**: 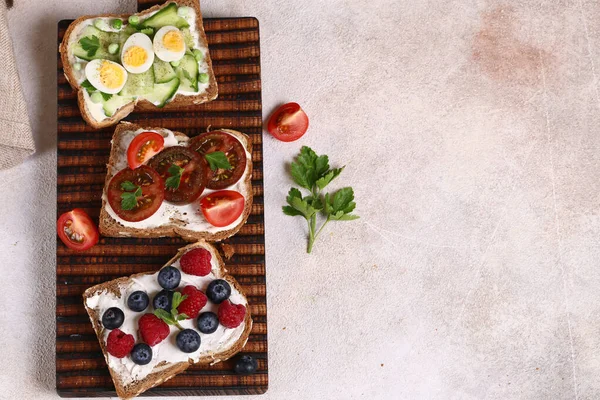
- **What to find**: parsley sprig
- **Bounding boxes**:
[153,292,189,330]
[205,151,232,171]
[79,35,100,57]
[165,164,184,190]
[120,181,142,211]
[283,146,358,253]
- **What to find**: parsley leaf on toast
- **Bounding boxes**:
[205,151,233,171]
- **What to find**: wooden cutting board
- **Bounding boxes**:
[56,3,268,396]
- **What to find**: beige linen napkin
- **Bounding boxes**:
[0,1,35,169]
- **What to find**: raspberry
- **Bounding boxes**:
[180,248,212,276]
[177,285,208,319]
[106,329,134,358]
[218,300,246,329]
[139,313,170,346]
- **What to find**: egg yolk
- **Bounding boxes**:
[123,46,149,67]
[99,61,125,89]
[163,31,184,52]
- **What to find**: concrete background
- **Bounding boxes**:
[1,0,599,398]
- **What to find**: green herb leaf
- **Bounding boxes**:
[79,35,100,57]
[205,151,233,171]
[326,187,359,220]
[165,164,184,190]
[100,92,113,101]
[316,167,344,190]
[120,180,137,191]
[171,292,187,312]
[182,69,197,86]
[120,186,142,211]
[80,79,96,94]
[285,187,318,220]
[153,309,176,325]
[177,313,189,321]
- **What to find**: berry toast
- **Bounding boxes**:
[99,121,253,242]
[83,241,253,399]
[59,0,218,129]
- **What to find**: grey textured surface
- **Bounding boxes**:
[0,0,599,399]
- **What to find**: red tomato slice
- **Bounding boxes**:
[57,209,99,251]
[106,166,165,222]
[200,190,245,227]
[127,131,165,169]
[266,102,309,142]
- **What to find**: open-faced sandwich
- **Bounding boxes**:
[83,242,252,399]
[59,0,218,129]
[99,122,253,241]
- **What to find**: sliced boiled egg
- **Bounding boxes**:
[121,33,155,73]
[84,59,127,94]
[153,26,186,62]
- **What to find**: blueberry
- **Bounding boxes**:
[233,355,258,375]
[101,307,124,330]
[197,312,219,334]
[127,291,149,312]
[153,290,174,311]
[157,266,181,290]
[130,343,153,365]
[206,279,231,304]
[176,329,201,353]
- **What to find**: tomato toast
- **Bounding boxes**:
[99,122,253,242]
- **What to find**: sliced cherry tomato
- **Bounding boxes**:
[188,131,247,190]
[127,131,165,169]
[148,146,208,204]
[57,209,99,251]
[106,165,165,222]
[200,190,245,227]
[267,102,309,142]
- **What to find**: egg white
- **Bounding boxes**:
[153,26,186,62]
[121,33,155,73]
[84,59,128,94]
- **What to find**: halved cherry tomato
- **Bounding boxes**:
[106,165,165,222]
[148,147,208,204]
[127,131,165,169]
[57,209,99,251]
[266,102,309,142]
[200,190,245,227]
[188,131,247,189]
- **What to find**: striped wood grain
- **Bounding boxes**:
[56,11,267,398]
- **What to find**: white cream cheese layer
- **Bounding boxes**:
[103,128,251,235]
[85,246,247,385]
[66,6,210,123]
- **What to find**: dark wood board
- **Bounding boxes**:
[56,5,267,397]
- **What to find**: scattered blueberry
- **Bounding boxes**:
[197,312,219,334]
[206,279,231,304]
[233,355,258,375]
[130,343,153,365]
[153,290,174,311]
[176,329,201,353]
[127,291,149,312]
[157,266,181,290]
[101,307,124,329]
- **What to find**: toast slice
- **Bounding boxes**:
[59,0,218,129]
[99,121,253,241]
[83,241,253,399]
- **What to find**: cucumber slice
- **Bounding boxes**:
[144,77,180,107]
[181,28,195,49]
[102,95,134,117]
[139,3,189,29]
[72,25,120,62]
[119,68,155,97]
[153,59,177,83]
[176,54,199,92]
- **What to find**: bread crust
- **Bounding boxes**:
[82,241,253,399]
[99,121,253,242]
[59,0,218,129]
